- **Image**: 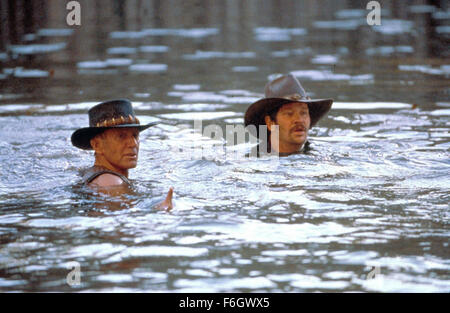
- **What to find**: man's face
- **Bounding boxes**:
[265,102,311,152]
[93,128,140,171]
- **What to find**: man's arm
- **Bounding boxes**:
[89,173,124,187]
[88,173,130,197]
[89,174,174,211]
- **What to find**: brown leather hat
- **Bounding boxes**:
[244,74,333,134]
[71,99,157,150]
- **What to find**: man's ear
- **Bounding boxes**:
[264,116,273,132]
[90,136,102,154]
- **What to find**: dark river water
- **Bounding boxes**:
[0,0,449,292]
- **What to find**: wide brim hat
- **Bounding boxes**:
[245,74,333,135]
[71,99,157,150]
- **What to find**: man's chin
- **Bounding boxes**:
[123,161,138,169]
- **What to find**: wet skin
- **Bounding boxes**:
[89,127,173,210]
[91,127,140,177]
[265,102,311,154]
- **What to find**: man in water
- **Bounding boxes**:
[71,99,173,209]
[244,74,333,156]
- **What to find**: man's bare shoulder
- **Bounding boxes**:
[89,173,125,187]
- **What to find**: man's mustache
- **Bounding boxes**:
[291,124,307,132]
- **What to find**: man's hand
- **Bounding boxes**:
[154,187,174,211]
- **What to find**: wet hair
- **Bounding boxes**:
[263,103,284,145]
[266,103,284,123]
[255,103,282,153]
